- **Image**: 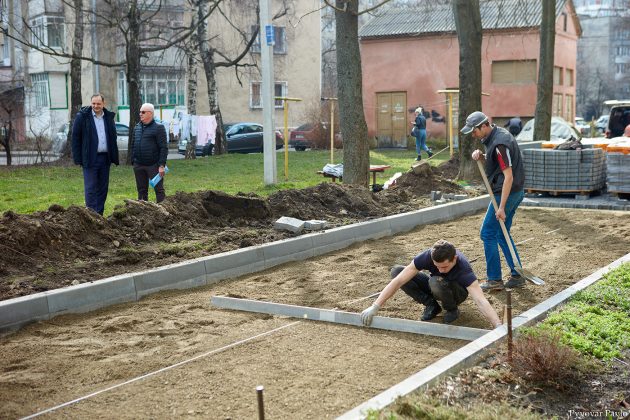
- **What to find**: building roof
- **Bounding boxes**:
[359,0,576,39]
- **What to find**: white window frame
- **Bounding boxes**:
[31,73,49,107]
[30,15,65,49]
[249,81,287,109]
[250,25,287,55]
[118,70,185,106]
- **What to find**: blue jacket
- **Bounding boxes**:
[71,106,119,167]
[415,114,426,130]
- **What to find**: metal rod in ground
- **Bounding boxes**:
[256,385,265,420]
[506,290,513,364]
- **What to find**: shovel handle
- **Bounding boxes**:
[475,159,522,269]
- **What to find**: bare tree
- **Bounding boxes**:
[452,0,482,180]
[63,0,85,159]
[533,0,555,141]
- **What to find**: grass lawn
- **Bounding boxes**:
[0,141,450,216]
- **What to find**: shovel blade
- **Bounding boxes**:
[515,267,545,285]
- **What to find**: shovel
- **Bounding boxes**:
[476,159,545,286]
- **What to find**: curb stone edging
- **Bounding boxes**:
[337,252,630,420]
[0,195,489,334]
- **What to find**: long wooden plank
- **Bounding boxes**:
[211,296,489,341]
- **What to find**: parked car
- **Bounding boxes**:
[595,115,609,135]
[52,122,130,153]
[603,100,630,138]
[178,122,283,156]
[289,123,319,151]
[574,117,590,135]
[516,116,581,142]
[289,122,342,151]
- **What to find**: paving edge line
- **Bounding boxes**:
[337,252,630,420]
[0,195,489,334]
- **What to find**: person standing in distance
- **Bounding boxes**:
[411,107,433,161]
[132,103,168,203]
[461,111,526,291]
[71,93,119,215]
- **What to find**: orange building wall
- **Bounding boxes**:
[360,7,579,138]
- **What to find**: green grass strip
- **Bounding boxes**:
[534,262,630,361]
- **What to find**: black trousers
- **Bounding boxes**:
[391,265,468,311]
[133,163,165,203]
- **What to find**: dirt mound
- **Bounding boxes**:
[268,182,416,222]
[0,175,474,301]
[394,159,472,197]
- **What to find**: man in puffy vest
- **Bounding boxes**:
[461,111,526,291]
[132,103,168,202]
[71,93,119,215]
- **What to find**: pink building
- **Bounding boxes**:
[359,0,581,146]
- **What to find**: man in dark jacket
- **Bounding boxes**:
[132,103,168,202]
[461,111,526,291]
[71,93,119,215]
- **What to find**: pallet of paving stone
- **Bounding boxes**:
[524,188,601,198]
[606,152,630,194]
[522,148,606,192]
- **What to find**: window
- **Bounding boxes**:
[118,70,185,106]
[553,66,563,85]
[564,94,573,122]
[617,63,628,74]
[250,25,287,54]
[565,68,574,87]
[491,60,537,84]
[30,16,65,49]
[552,93,562,117]
[31,73,49,107]
[250,81,287,109]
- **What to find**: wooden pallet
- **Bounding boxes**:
[525,188,600,197]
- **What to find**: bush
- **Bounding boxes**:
[511,330,582,387]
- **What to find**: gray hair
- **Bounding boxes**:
[140,103,155,113]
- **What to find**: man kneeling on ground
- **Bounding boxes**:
[361,240,502,328]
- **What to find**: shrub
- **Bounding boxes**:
[511,330,582,387]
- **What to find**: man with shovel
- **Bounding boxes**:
[461,111,526,291]
[361,240,502,327]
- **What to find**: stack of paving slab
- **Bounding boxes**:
[522,148,606,192]
[606,144,630,194]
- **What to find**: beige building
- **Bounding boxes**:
[1,0,323,143]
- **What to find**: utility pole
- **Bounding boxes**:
[260,0,276,185]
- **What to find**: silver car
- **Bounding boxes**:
[52,122,130,153]
[516,117,581,142]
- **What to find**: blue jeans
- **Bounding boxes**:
[480,190,524,281]
[82,153,111,215]
[414,128,429,155]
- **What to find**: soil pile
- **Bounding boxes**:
[0,160,474,300]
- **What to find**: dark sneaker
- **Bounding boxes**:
[505,275,526,289]
[427,150,434,158]
[415,155,422,161]
[480,280,504,291]
[421,301,442,321]
[443,308,460,324]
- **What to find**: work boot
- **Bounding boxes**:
[480,280,504,291]
[415,155,422,161]
[505,274,526,289]
[421,300,442,321]
[443,308,460,324]
[427,150,434,158]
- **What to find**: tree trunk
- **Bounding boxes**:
[534,0,556,142]
[335,0,369,186]
[65,0,84,160]
[1,121,12,166]
[197,1,225,155]
[125,2,142,165]
[185,9,198,160]
[453,0,483,181]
